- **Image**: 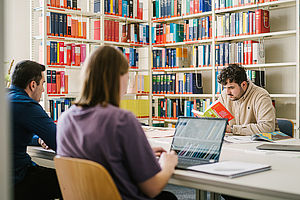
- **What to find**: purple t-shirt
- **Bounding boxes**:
[57,104,161,200]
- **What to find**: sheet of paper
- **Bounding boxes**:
[143,126,175,138]
[224,136,259,144]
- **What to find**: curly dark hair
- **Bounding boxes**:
[217,64,248,85]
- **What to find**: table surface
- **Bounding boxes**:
[28,137,300,200]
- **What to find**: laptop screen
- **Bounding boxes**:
[171,117,227,162]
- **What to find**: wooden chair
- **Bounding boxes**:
[54,156,122,200]
[277,118,294,137]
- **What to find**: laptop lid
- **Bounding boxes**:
[170,117,228,163]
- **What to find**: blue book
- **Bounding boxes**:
[146,25,149,44]
[156,0,160,18]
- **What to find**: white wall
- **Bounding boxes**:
[4,0,30,73]
[1,0,11,199]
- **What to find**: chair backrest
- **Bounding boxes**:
[277,118,294,137]
[54,156,122,200]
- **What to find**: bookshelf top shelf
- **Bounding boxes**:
[215,0,296,14]
[152,11,212,23]
[216,30,296,42]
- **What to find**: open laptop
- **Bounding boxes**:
[170,117,228,169]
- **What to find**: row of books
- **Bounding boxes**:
[152,73,203,94]
[49,98,75,122]
[246,70,265,88]
[183,17,213,41]
[216,9,270,38]
[103,0,144,19]
[46,12,87,38]
[127,74,150,93]
[118,47,140,68]
[215,0,277,10]
[152,0,211,19]
[94,20,150,44]
[46,70,69,94]
[152,39,264,69]
[152,98,212,119]
[46,41,86,66]
[215,40,265,66]
[152,16,212,44]
[215,69,265,94]
[120,99,149,118]
[152,23,184,44]
[152,45,212,69]
[46,0,79,10]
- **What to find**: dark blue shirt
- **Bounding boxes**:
[8,85,57,184]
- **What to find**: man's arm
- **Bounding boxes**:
[232,95,276,135]
[25,103,57,151]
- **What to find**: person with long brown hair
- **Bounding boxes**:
[57,46,178,200]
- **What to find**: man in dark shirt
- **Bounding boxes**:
[8,60,62,200]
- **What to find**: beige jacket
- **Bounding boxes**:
[218,81,277,136]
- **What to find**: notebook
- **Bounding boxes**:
[188,161,271,178]
[170,117,228,169]
[256,144,300,152]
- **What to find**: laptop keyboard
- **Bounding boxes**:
[177,156,212,169]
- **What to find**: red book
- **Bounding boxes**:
[51,0,55,7]
[121,24,127,42]
[119,0,122,16]
[60,71,65,93]
[47,70,52,94]
[94,20,100,40]
[255,9,270,34]
[66,44,72,66]
[52,70,57,94]
[108,20,112,41]
[56,71,61,94]
[80,44,86,64]
[59,42,64,65]
[115,21,119,42]
[244,41,248,65]
[63,75,68,94]
[104,20,108,41]
[71,43,75,65]
[55,0,60,7]
[47,41,51,65]
[192,101,234,122]
[137,0,140,18]
[248,41,253,65]
[46,13,50,35]
[64,0,67,8]
[82,21,87,39]
[75,44,81,66]
[111,20,115,41]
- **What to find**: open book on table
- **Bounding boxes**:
[251,131,292,142]
[192,100,234,122]
[188,161,271,178]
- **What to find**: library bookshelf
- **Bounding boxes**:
[149,0,300,137]
[30,0,153,124]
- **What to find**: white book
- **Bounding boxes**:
[188,161,271,178]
